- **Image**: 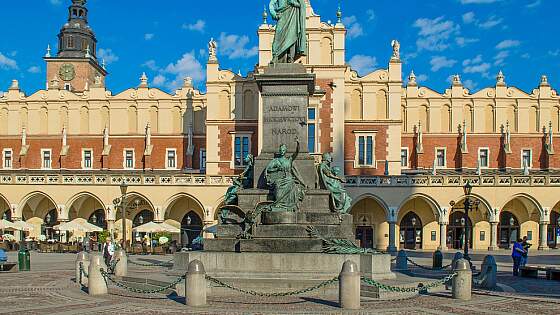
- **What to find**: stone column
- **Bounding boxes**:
[539,222,549,251]
[452,258,472,301]
[387,221,397,253]
[186,260,207,307]
[339,260,360,310]
[439,223,447,250]
[488,222,499,251]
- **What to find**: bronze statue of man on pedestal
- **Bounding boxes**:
[269,0,307,63]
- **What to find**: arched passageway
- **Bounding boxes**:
[349,196,388,250]
[164,194,205,249]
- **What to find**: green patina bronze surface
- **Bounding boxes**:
[269,0,307,63]
[318,153,352,214]
[224,154,254,206]
[265,141,306,212]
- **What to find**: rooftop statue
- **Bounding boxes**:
[269,0,307,63]
[318,153,352,214]
[265,139,306,212]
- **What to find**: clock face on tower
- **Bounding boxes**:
[59,64,76,81]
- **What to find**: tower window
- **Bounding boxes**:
[67,36,74,48]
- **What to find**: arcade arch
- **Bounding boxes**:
[349,196,388,250]
[397,196,439,250]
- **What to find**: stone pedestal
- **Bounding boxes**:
[254,63,316,189]
[173,251,394,295]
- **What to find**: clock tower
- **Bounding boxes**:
[45,0,107,92]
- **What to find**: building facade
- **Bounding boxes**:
[1,0,559,251]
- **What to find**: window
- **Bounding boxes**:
[3,149,12,169]
[82,149,92,169]
[435,148,446,168]
[64,83,72,91]
[522,149,532,168]
[308,107,317,153]
[166,149,177,169]
[67,36,74,48]
[124,150,134,169]
[200,149,206,171]
[355,133,375,167]
[234,135,250,167]
[42,149,52,169]
[400,148,409,168]
[478,148,489,168]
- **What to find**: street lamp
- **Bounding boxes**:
[119,182,128,251]
[450,181,480,268]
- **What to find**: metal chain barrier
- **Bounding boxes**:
[205,275,339,297]
[361,273,456,293]
[79,262,89,285]
[99,268,185,294]
[127,258,174,267]
[406,257,452,271]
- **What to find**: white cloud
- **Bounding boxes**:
[462,12,476,24]
[348,55,377,75]
[478,16,503,29]
[413,17,460,51]
[218,33,258,59]
[0,52,18,70]
[526,0,541,8]
[416,74,428,83]
[49,0,62,5]
[462,55,491,77]
[27,66,40,74]
[495,40,520,50]
[366,9,376,21]
[463,79,478,90]
[142,60,159,71]
[152,51,205,91]
[144,33,154,41]
[460,0,503,3]
[456,37,479,47]
[548,50,560,57]
[430,56,457,72]
[97,48,119,64]
[342,16,364,39]
[521,53,530,59]
[183,20,206,33]
[493,50,509,66]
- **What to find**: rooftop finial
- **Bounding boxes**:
[45,44,51,58]
[208,38,218,62]
[408,70,417,86]
[336,4,342,24]
[391,40,400,60]
[102,59,106,70]
[540,74,549,86]
[263,5,268,24]
[496,70,505,86]
[139,72,148,87]
[452,74,462,86]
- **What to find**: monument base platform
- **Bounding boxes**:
[172,251,395,295]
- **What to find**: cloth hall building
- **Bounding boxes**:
[1,0,559,252]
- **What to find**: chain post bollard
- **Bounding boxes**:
[339,260,360,310]
[75,252,89,286]
[478,255,497,289]
[452,258,471,301]
[452,252,463,268]
[88,254,108,296]
[395,250,408,271]
[433,250,443,269]
[113,249,127,277]
[186,260,206,307]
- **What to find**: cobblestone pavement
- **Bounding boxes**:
[1,253,559,314]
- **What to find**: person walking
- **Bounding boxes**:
[520,236,531,268]
[511,238,526,276]
[102,238,115,269]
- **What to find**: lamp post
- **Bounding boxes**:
[119,183,128,251]
[450,181,479,267]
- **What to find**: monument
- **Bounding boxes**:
[173,0,394,293]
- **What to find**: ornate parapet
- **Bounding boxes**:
[0,171,234,187]
[346,174,560,187]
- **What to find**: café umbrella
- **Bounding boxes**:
[132,221,167,252]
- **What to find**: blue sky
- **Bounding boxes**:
[0,0,558,95]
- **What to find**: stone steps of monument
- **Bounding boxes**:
[253,224,352,239]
